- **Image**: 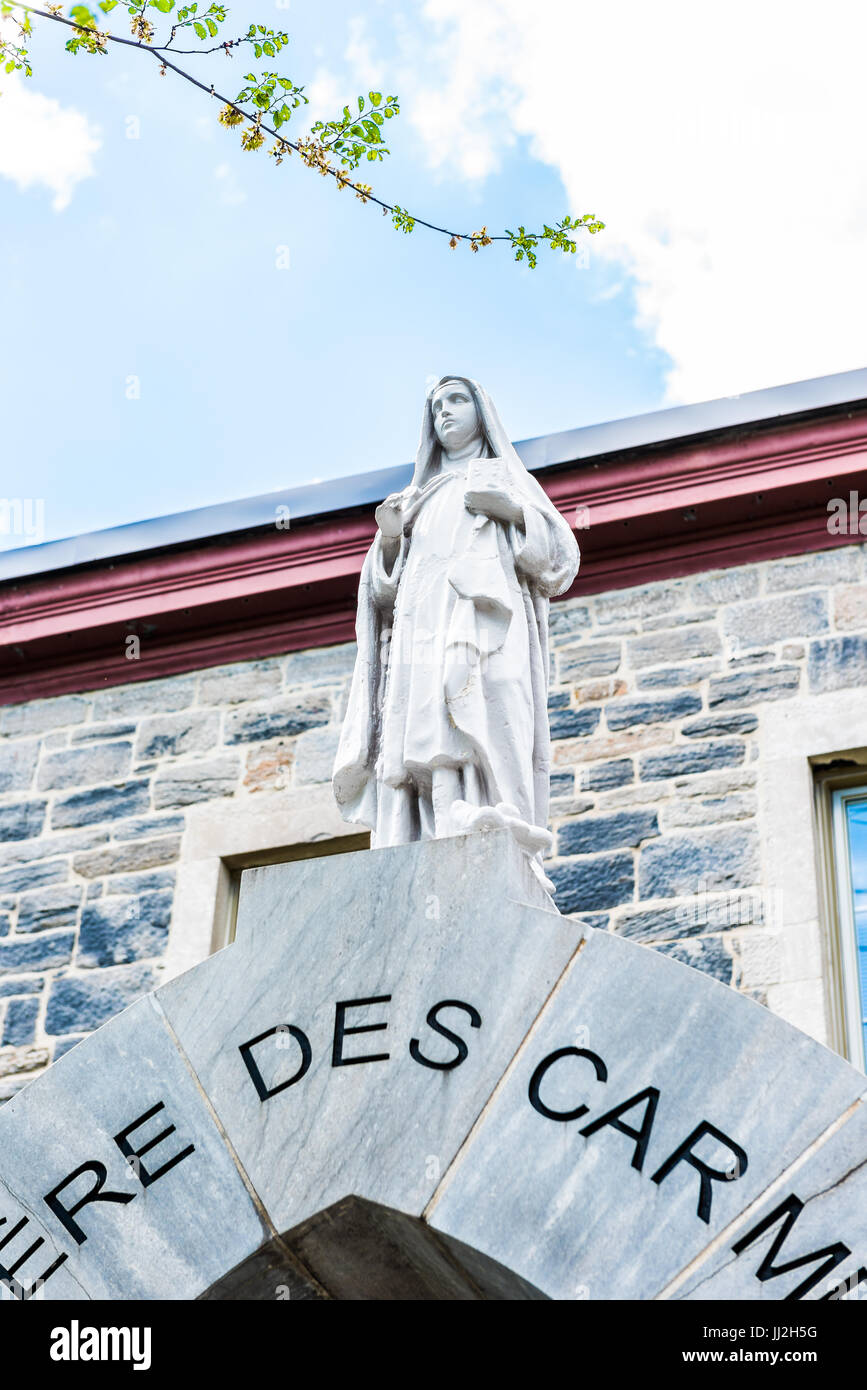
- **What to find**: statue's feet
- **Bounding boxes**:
[450,800,508,834]
[449,799,555,898]
[494,803,553,855]
[450,799,553,854]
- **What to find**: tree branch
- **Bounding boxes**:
[4,1,605,259]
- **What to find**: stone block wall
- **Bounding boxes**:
[1,541,866,1098]
[546,542,867,1014]
[0,647,355,1099]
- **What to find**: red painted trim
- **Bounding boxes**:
[0,605,359,704]
[2,407,866,705]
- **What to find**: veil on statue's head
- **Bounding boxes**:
[410,375,559,518]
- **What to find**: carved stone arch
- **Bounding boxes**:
[200,1197,548,1301]
[1,833,865,1303]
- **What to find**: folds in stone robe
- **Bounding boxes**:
[333,377,580,853]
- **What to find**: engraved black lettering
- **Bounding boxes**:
[114,1102,195,1188]
[732,1193,851,1301]
[43,1162,134,1246]
[332,995,392,1067]
[579,1086,660,1171]
[239,1025,312,1101]
[409,999,482,1071]
[528,1047,608,1122]
[0,1212,68,1301]
[651,1121,748,1223]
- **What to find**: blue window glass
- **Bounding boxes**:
[844,797,867,1065]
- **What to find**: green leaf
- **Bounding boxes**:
[70,4,98,28]
[263,40,274,55]
[369,90,381,106]
[98,0,118,11]
[206,16,217,34]
[193,19,206,38]
[358,94,364,111]
[253,42,261,57]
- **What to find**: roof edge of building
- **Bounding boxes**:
[3,366,866,586]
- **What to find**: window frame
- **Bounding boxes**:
[829,785,867,1070]
[162,786,369,983]
[813,762,867,1069]
[222,832,370,946]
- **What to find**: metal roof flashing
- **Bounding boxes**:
[2,366,865,586]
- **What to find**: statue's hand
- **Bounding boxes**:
[377,485,421,538]
[375,492,406,538]
[465,485,524,527]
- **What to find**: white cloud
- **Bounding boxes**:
[347,7,517,181]
[594,282,624,304]
[0,73,100,211]
[214,161,246,206]
[303,66,346,128]
[391,0,867,403]
[345,14,386,89]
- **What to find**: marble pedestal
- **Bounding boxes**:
[1,831,864,1301]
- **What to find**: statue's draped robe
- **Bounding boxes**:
[333,377,580,849]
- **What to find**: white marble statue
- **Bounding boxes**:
[333,376,580,888]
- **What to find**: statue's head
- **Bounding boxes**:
[430,378,483,456]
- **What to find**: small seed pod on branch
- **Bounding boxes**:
[218,104,244,128]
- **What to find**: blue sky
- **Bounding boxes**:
[1,0,865,546]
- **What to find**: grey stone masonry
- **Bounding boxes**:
[0,651,352,1099]
[543,542,867,1008]
[0,541,866,1097]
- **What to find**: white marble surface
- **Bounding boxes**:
[0,996,267,1301]
[1,829,864,1301]
[671,1094,867,1301]
[425,927,867,1300]
[157,831,583,1236]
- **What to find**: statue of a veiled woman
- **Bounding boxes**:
[333,376,580,889]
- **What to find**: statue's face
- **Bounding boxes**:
[431,381,482,454]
